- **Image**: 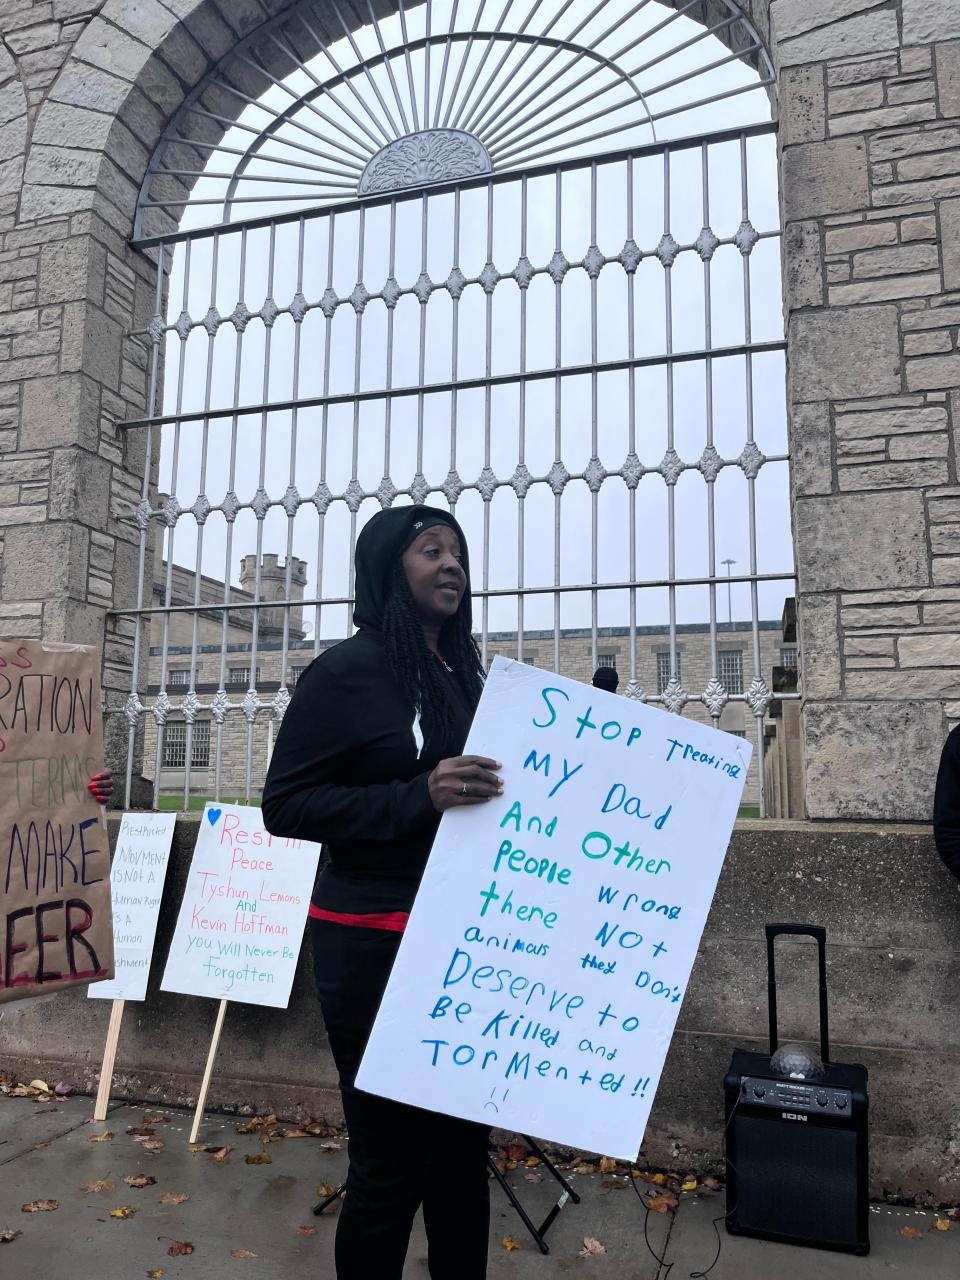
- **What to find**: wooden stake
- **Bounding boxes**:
[189,999,228,1144]
[93,999,125,1122]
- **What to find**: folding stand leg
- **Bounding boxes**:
[487,1155,550,1254]
[523,1134,581,1238]
[313,1183,346,1215]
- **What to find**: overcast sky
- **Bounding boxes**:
[153,0,791,646]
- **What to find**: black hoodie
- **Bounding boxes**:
[261,505,476,914]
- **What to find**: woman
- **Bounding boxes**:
[262,505,501,1280]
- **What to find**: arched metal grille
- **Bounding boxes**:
[117,0,794,817]
[135,0,773,236]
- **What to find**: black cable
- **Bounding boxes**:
[630,1092,743,1280]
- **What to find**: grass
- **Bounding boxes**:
[737,805,761,819]
[157,794,261,812]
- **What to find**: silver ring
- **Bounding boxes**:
[461,781,469,796]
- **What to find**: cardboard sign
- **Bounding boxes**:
[357,657,751,1159]
[0,641,113,1003]
[160,804,320,1008]
[89,812,176,1002]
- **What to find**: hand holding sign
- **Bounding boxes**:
[357,657,751,1159]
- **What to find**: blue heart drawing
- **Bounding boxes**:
[207,807,222,827]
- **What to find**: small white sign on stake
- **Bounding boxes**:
[160,803,321,1008]
[357,657,751,1160]
[90,812,176,1003]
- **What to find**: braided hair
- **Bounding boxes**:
[382,558,485,746]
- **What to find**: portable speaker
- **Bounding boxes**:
[724,924,869,1256]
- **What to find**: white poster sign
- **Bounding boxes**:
[357,657,751,1159]
[89,812,176,1002]
[160,804,320,1009]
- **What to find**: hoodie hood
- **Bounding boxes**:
[353,504,472,632]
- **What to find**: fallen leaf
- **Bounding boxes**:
[231,1250,258,1259]
[579,1237,606,1257]
[28,1079,50,1093]
[90,1132,114,1143]
[504,1160,518,1171]
[600,1179,626,1191]
[934,1218,953,1232]
[647,1193,679,1215]
[167,1241,195,1256]
[124,1175,157,1189]
[524,1156,542,1168]
[160,1192,190,1206]
[54,1082,73,1098]
[126,1127,154,1137]
[296,1225,316,1237]
[650,1172,667,1185]
[237,1114,276,1134]
[142,1114,170,1125]
[572,1162,595,1175]
[282,1129,309,1139]
[21,1200,58,1213]
[32,1142,50,1150]
[900,1226,923,1239]
[319,1141,341,1152]
[504,1143,526,1161]
[681,1178,698,1192]
[502,1236,522,1251]
[189,1144,205,1153]
[523,1172,543,1184]
[599,1156,617,1174]
[303,1121,334,1136]
[0,1229,22,1243]
[146,1271,166,1278]
[138,1138,165,1153]
[81,1179,115,1194]
[244,1153,272,1166]
[316,1184,337,1198]
[109,1206,137,1219]
[703,1176,722,1191]
[206,1146,233,1163]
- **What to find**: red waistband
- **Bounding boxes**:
[308,905,409,932]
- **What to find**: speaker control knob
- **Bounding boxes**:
[753,1086,765,1099]
[817,1093,828,1107]
[835,1096,847,1109]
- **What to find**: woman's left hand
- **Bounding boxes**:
[88,769,113,806]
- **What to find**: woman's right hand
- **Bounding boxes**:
[427,755,503,812]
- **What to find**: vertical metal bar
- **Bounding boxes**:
[481,179,493,669]
[346,205,367,615]
[553,167,562,675]
[214,227,247,803]
[589,160,599,674]
[449,188,462,515]
[327,0,404,139]
[314,214,336,657]
[741,132,766,816]
[416,194,429,493]
[664,150,679,700]
[442,0,489,128]
[516,174,528,663]
[244,223,278,804]
[278,216,307,698]
[382,199,397,518]
[124,244,166,809]
[183,232,220,809]
[364,0,412,134]
[625,159,638,696]
[703,141,720,724]
[423,0,433,132]
[153,238,193,809]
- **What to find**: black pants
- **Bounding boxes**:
[312,918,490,1280]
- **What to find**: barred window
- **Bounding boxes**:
[719,650,743,695]
[162,721,211,770]
[781,646,798,670]
[228,666,260,686]
[290,665,307,683]
[597,653,617,669]
[168,669,190,687]
[656,652,680,694]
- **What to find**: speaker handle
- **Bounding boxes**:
[765,923,829,1064]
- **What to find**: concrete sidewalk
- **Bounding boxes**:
[1,1094,957,1279]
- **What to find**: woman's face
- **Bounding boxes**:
[401,524,467,625]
